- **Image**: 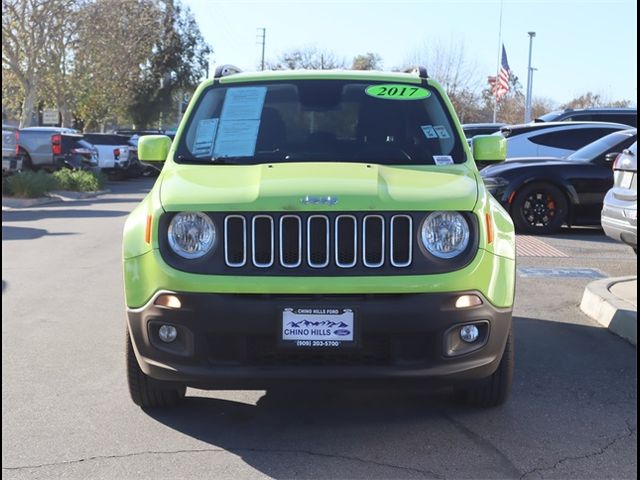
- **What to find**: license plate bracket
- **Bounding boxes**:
[279,307,356,349]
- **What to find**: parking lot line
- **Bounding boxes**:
[516,235,568,257]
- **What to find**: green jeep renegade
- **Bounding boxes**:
[123,65,515,408]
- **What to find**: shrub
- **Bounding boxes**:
[53,169,106,192]
[3,171,59,198]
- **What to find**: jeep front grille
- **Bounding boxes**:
[224,213,413,270]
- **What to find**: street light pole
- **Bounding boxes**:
[525,31,536,123]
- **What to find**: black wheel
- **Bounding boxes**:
[20,150,36,171]
[455,328,514,408]
[512,182,568,234]
[126,329,186,408]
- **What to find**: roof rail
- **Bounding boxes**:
[213,64,243,79]
[404,65,429,80]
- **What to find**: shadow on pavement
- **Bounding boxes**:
[551,226,617,244]
[2,226,77,241]
[143,316,637,479]
[2,209,129,223]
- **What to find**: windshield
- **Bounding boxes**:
[567,131,636,162]
[177,80,465,165]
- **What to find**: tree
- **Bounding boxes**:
[1,0,74,127]
[39,0,83,127]
[352,52,382,71]
[267,47,347,70]
[73,0,162,130]
[403,40,483,123]
[561,92,632,109]
[127,0,211,128]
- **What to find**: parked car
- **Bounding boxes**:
[2,124,22,174]
[463,123,506,139]
[53,133,99,170]
[82,133,135,178]
[535,107,637,127]
[121,130,176,177]
[124,65,516,409]
[602,142,637,253]
[17,126,79,170]
[501,121,629,158]
[482,129,637,234]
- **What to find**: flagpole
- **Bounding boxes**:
[492,0,505,123]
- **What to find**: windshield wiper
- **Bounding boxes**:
[210,155,249,164]
[177,154,207,163]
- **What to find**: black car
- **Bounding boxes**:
[535,108,636,127]
[481,128,637,234]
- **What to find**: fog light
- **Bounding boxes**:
[455,294,483,309]
[158,325,178,343]
[155,294,181,309]
[460,325,480,343]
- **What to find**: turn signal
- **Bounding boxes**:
[455,294,483,309]
[154,294,182,309]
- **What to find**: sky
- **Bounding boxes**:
[182,0,637,107]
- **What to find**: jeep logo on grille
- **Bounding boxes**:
[301,195,338,206]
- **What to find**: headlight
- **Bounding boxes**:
[168,212,216,259]
[420,212,470,259]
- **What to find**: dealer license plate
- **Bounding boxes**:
[282,308,354,347]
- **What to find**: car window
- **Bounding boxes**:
[567,131,637,162]
[565,114,592,122]
[529,127,620,151]
[178,80,466,165]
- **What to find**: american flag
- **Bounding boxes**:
[488,45,511,99]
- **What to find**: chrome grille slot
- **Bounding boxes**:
[307,215,330,268]
[280,215,302,268]
[390,215,412,267]
[335,215,357,268]
[252,215,274,267]
[224,215,246,267]
[220,212,417,272]
[363,215,385,268]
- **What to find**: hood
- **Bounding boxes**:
[159,162,479,212]
[482,157,571,176]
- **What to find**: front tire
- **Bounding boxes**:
[512,182,568,234]
[455,328,514,408]
[126,329,186,408]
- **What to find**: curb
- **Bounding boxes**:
[580,276,637,346]
[2,189,109,209]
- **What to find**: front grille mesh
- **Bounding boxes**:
[224,213,413,270]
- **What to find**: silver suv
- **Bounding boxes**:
[602,142,637,253]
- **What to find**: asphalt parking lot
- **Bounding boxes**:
[2,178,637,480]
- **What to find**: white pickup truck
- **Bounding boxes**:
[82,133,134,176]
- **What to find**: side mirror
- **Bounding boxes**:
[604,152,621,163]
[472,134,507,163]
[138,135,171,162]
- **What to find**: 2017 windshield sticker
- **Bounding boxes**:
[193,118,219,157]
[365,84,431,100]
[421,125,439,139]
[434,125,451,139]
[433,155,454,166]
[220,87,267,121]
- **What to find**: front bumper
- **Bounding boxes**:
[2,156,23,173]
[127,290,512,389]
